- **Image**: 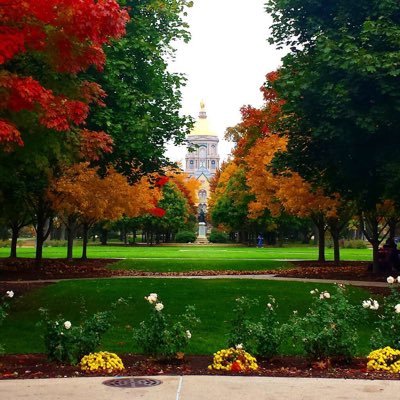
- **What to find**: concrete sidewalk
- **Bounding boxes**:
[1,375,399,400]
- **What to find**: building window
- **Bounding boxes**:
[189,160,194,169]
[211,145,216,155]
[199,147,207,158]
[211,160,216,169]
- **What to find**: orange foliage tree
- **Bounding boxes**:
[48,163,158,259]
[223,72,349,261]
[245,135,342,262]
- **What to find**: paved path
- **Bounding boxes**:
[3,275,388,287]
[1,375,399,400]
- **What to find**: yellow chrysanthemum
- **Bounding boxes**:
[80,351,124,373]
[367,347,400,374]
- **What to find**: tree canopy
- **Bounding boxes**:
[86,0,194,180]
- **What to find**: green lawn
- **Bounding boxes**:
[0,245,373,262]
[2,278,374,356]
[109,258,292,272]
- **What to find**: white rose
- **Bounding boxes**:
[145,293,158,304]
[267,303,273,309]
[186,330,192,339]
[319,294,324,299]
[370,300,379,310]
[395,304,400,314]
[155,302,164,312]
[362,300,372,309]
[397,276,400,284]
[387,276,395,284]
[323,292,331,299]
[64,321,72,330]
[310,290,316,295]
[235,343,243,350]
[6,290,14,298]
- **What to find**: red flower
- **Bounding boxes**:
[231,361,242,372]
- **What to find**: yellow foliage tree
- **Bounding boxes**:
[48,163,158,259]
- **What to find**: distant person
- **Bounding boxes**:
[257,234,264,248]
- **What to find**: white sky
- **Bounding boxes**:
[166,0,286,164]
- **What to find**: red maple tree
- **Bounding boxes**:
[0,0,129,150]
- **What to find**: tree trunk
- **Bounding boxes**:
[388,218,398,241]
[361,213,381,273]
[82,223,89,260]
[35,211,52,267]
[327,218,341,266]
[372,239,380,273]
[312,214,326,262]
[66,216,76,261]
[10,223,19,258]
[332,232,340,265]
[100,228,108,245]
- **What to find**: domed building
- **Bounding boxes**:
[184,102,220,218]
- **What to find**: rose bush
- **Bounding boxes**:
[285,285,358,360]
[368,277,400,349]
[132,293,200,359]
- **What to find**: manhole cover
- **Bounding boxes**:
[103,378,162,388]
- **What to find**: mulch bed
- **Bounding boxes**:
[0,257,396,380]
[0,353,398,380]
[0,258,390,282]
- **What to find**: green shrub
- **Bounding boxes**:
[174,231,196,243]
[341,240,368,249]
[39,299,126,364]
[284,284,358,360]
[228,296,282,358]
[0,240,9,248]
[0,290,14,354]
[209,229,229,243]
[133,293,200,359]
[368,277,400,350]
[43,240,68,247]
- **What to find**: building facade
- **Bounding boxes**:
[184,102,220,217]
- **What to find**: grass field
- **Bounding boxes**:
[0,245,373,262]
[2,278,374,356]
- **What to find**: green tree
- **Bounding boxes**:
[87,0,194,180]
[267,0,400,270]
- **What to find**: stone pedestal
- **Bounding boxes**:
[195,222,209,244]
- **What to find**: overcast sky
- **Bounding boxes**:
[166,0,286,164]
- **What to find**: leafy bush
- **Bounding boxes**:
[132,293,200,359]
[368,277,400,349]
[228,296,282,358]
[0,290,14,354]
[174,231,196,243]
[0,240,9,248]
[209,229,229,243]
[340,240,368,249]
[43,240,68,247]
[39,299,127,364]
[285,285,358,360]
[80,351,124,373]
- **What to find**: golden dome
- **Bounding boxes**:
[188,101,217,137]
